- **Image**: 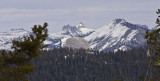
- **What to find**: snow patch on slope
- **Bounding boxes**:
[61,37,69,47]
[80,28,94,35]
[127,30,137,41]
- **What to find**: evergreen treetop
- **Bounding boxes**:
[0,23,48,81]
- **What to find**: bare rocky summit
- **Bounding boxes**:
[63,37,90,49]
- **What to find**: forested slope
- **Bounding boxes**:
[29,47,149,81]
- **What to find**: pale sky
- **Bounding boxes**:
[0,0,159,33]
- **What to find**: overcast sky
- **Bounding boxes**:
[0,0,159,33]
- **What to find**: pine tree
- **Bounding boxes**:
[144,9,160,81]
[0,23,48,81]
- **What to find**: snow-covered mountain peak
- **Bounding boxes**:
[0,28,29,36]
[76,22,85,28]
[0,19,148,52]
[60,23,94,37]
[107,18,149,30]
[0,28,30,50]
[62,24,71,31]
[84,18,148,52]
[105,18,127,28]
[10,28,26,33]
[112,18,126,25]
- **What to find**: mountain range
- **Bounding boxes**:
[0,18,149,52]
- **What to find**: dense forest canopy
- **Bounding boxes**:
[29,47,149,81]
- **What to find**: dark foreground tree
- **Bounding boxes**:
[144,9,160,81]
[0,23,48,81]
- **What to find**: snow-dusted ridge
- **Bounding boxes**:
[0,19,149,52]
[0,28,30,50]
[84,18,148,52]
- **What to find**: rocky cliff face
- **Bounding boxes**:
[63,37,90,50]
[61,22,95,37]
